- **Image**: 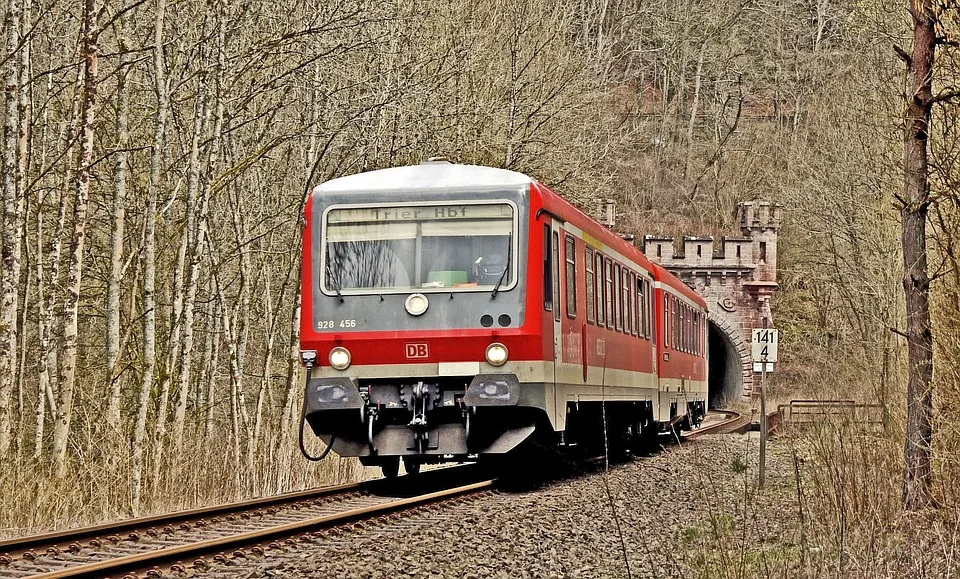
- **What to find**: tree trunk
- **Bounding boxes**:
[0,0,22,457]
[203,295,220,447]
[106,0,133,440]
[133,0,167,513]
[900,0,936,512]
[54,0,99,476]
[172,78,210,456]
[33,209,48,458]
[13,0,32,453]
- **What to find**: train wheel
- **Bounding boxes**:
[402,456,421,475]
[380,457,400,479]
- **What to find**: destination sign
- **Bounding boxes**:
[328,203,513,224]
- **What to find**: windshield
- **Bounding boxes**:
[322,202,516,294]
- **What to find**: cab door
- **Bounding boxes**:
[551,223,562,364]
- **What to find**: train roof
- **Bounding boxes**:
[313,161,706,311]
[313,161,532,194]
[651,262,707,308]
[531,182,658,274]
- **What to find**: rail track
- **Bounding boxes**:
[684,409,749,439]
[684,408,784,439]
[1,410,775,578]
[0,466,494,579]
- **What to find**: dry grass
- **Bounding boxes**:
[0,423,362,537]
[683,339,960,578]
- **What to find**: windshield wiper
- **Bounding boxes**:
[492,232,512,298]
[335,285,344,303]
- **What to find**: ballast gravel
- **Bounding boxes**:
[202,433,796,579]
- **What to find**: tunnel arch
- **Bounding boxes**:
[707,314,747,407]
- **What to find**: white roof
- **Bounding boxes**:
[313,162,532,194]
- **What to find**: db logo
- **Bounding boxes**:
[405,343,429,359]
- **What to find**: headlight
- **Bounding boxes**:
[329,347,352,370]
[485,343,508,366]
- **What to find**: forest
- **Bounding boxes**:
[1,0,959,574]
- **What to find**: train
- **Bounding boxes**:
[299,160,707,477]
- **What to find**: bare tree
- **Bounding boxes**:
[106,0,134,442]
[52,0,99,475]
[133,0,167,512]
[0,0,22,457]
[896,0,956,511]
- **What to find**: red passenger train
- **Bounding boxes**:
[299,160,707,476]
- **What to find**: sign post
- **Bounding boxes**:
[752,327,779,489]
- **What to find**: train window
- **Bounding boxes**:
[628,273,636,336]
[324,203,516,294]
[691,309,696,354]
[543,225,553,312]
[679,305,685,353]
[605,258,614,329]
[585,248,595,324]
[595,252,605,327]
[623,269,632,335]
[565,235,576,319]
[645,281,652,339]
[672,298,679,350]
[637,279,645,339]
[694,312,700,356]
[553,231,561,322]
[613,264,622,332]
[663,298,670,348]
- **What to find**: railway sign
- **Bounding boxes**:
[751,328,779,362]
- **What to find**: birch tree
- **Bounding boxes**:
[133,0,167,511]
[0,0,22,457]
[53,0,99,475]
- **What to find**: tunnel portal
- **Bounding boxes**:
[642,201,781,401]
[708,321,743,407]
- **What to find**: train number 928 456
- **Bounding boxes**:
[316,320,357,330]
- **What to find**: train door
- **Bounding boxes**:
[551,222,562,364]
[543,220,563,430]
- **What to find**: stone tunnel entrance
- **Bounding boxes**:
[642,201,781,401]
[708,321,743,408]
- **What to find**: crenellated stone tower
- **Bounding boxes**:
[642,201,781,403]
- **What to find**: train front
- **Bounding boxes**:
[299,161,540,475]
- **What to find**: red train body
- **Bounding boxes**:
[299,161,707,475]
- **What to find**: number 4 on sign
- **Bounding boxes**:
[751,328,779,363]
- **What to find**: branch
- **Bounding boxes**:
[893,44,912,65]
[890,327,909,339]
[932,88,960,104]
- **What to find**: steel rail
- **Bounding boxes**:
[684,410,748,439]
[0,481,364,554]
[29,480,495,579]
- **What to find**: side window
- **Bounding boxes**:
[543,224,553,312]
[613,264,622,332]
[673,299,679,351]
[637,278,645,339]
[553,231,561,322]
[679,304,685,352]
[565,235,577,318]
[605,258,614,329]
[694,312,700,356]
[672,298,679,349]
[585,248,595,324]
[623,269,632,335]
[664,297,670,348]
[645,281,652,339]
[596,253,605,327]
[628,273,636,336]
